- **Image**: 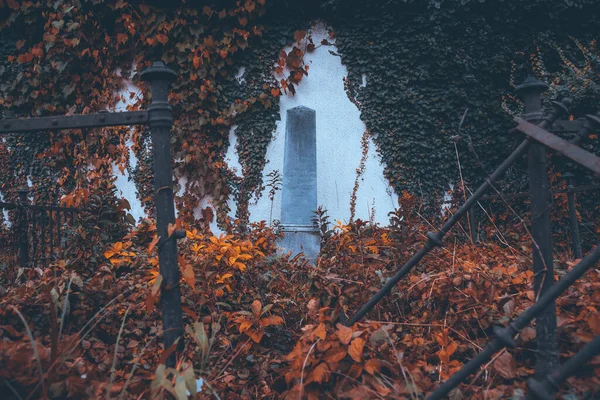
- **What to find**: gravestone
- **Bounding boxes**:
[279,106,320,261]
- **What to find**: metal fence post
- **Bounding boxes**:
[516,76,558,380]
[141,61,184,367]
[563,171,582,259]
[17,187,29,268]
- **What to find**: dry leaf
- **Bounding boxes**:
[313,323,327,340]
[348,337,366,362]
[336,323,353,345]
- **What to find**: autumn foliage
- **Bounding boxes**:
[0,188,599,398]
[0,0,599,399]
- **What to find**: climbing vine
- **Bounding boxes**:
[0,0,314,232]
[0,0,598,230]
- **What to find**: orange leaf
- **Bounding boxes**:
[146,274,162,313]
[31,48,43,58]
[313,323,327,340]
[364,359,382,375]
[324,347,347,363]
[348,337,365,362]
[148,234,159,254]
[182,264,195,288]
[193,55,202,69]
[336,323,353,345]
[248,328,263,343]
[17,52,34,64]
[446,341,458,357]
[167,223,176,238]
[250,300,262,318]
[588,315,600,335]
[260,315,283,327]
[270,88,280,97]
[309,362,330,384]
[238,319,253,333]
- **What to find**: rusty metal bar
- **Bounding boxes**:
[514,117,600,175]
[0,111,148,134]
[428,242,600,400]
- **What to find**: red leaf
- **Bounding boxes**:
[293,30,306,43]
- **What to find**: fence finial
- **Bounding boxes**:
[516,75,548,122]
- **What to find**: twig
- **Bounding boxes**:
[59,275,73,340]
[9,306,46,399]
[107,304,131,400]
[299,339,320,400]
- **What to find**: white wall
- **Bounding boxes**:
[111,72,146,223]
[111,22,400,231]
[247,21,397,226]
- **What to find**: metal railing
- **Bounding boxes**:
[0,61,185,366]
[344,76,600,399]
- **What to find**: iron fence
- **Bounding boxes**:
[344,76,600,399]
[0,61,184,366]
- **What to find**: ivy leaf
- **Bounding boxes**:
[293,30,306,43]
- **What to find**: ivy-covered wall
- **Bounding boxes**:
[1,0,598,232]
[322,0,600,207]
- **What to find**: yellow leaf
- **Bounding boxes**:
[233,262,247,271]
[104,250,115,259]
[348,337,365,362]
[216,273,233,284]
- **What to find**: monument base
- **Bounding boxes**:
[278,224,320,262]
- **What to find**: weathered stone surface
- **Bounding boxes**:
[281,106,317,225]
[279,106,320,261]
